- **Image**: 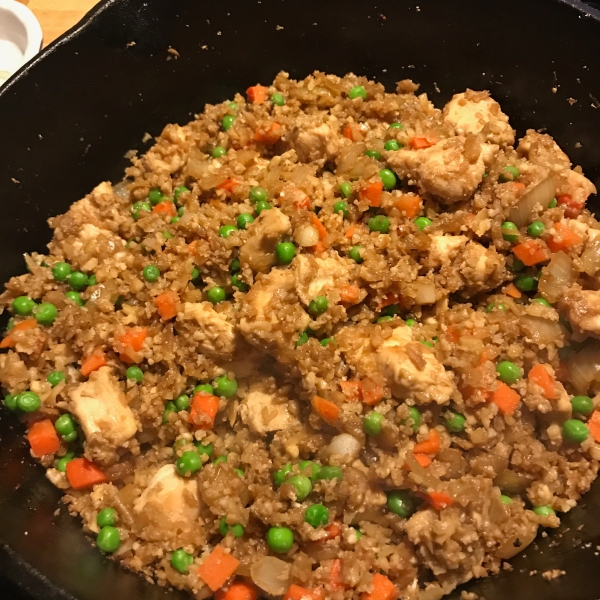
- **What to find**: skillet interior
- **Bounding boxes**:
[2,1,600,598]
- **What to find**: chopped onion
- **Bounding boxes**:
[288,164,314,185]
[251,556,290,596]
[294,224,320,247]
[412,280,436,305]
[508,176,556,227]
[519,315,563,345]
[538,251,576,304]
[568,341,600,394]
[327,433,362,461]
[581,237,600,276]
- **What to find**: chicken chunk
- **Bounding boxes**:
[239,207,292,273]
[69,367,138,463]
[287,115,340,164]
[443,90,515,146]
[563,285,600,336]
[455,242,505,295]
[564,169,597,208]
[180,301,240,359]
[517,130,571,174]
[293,252,355,305]
[240,379,300,435]
[427,235,468,268]
[387,136,486,205]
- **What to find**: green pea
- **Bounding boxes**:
[212,146,227,158]
[266,526,294,553]
[348,85,366,100]
[501,221,519,243]
[571,395,594,416]
[405,318,416,327]
[228,102,238,110]
[176,451,202,476]
[421,340,434,348]
[162,231,174,240]
[162,401,177,424]
[388,122,403,129]
[175,394,190,411]
[213,374,238,398]
[195,442,213,457]
[65,291,83,307]
[171,548,194,574]
[255,200,272,215]
[149,188,164,205]
[308,296,328,316]
[213,455,228,466]
[364,149,381,160]
[316,465,343,482]
[249,186,268,203]
[532,297,551,308]
[6,318,14,332]
[63,431,78,443]
[486,302,507,313]
[353,527,363,541]
[237,213,255,229]
[296,331,309,347]
[562,419,589,443]
[34,303,58,326]
[339,182,352,198]
[276,242,296,265]
[319,337,333,347]
[194,383,214,395]
[52,262,71,282]
[387,489,416,518]
[222,115,235,131]
[304,504,329,528]
[444,412,466,433]
[349,246,364,263]
[12,296,35,316]
[16,391,41,413]
[207,287,226,304]
[97,526,121,553]
[68,271,89,291]
[533,505,556,517]
[515,274,537,292]
[55,414,76,436]
[131,201,151,220]
[379,169,397,190]
[363,411,384,436]
[500,495,513,505]
[369,215,390,234]
[56,453,75,472]
[230,258,241,273]
[97,507,117,528]
[286,475,312,501]
[405,406,421,431]
[170,216,181,224]
[142,265,160,282]
[173,185,190,202]
[377,316,393,323]
[527,221,545,238]
[511,258,525,272]
[190,267,201,283]
[178,206,185,215]
[273,464,293,486]
[384,139,401,151]
[548,198,558,209]
[219,517,245,538]
[4,394,17,411]
[496,361,522,384]
[415,216,432,230]
[381,304,399,317]
[231,274,250,292]
[299,460,321,482]
[499,165,520,182]
[47,371,66,387]
[270,93,285,106]
[219,224,238,238]
[333,201,349,219]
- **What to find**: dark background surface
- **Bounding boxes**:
[2,0,600,598]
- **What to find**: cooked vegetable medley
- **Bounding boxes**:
[2,71,600,600]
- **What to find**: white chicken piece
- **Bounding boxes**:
[293,252,354,305]
[387,136,486,205]
[288,115,340,164]
[240,380,300,435]
[239,207,292,273]
[428,235,468,268]
[134,464,200,527]
[181,301,239,359]
[443,90,515,146]
[563,286,600,336]
[457,242,505,292]
[69,367,138,461]
[517,130,571,173]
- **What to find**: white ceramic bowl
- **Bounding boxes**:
[0,0,42,85]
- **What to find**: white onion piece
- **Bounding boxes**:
[294,224,320,247]
[538,251,576,304]
[327,433,362,461]
[569,342,600,394]
[251,556,291,596]
[519,315,562,345]
[412,280,436,305]
[288,164,313,185]
[581,237,600,276]
[508,176,556,227]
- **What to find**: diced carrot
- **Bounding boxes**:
[311,240,326,255]
[512,240,549,267]
[215,581,258,600]
[342,124,354,140]
[395,195,422,218]
[217,178,239,193]
[284,584,324,600]
[528,364,556,400]
[340,285,360,304]
[188,240,198,254]
[445,325,460,344]
[152,201,176,217]
[117,327,147,352]
[80,351,107,377]
[379,292,400,310]
[66,458,107,490]
[362,573,398,600]
[155,290,178,320]
[359,181,383,207]
[189,392,220,429]
[340,380,361,402]
[360,378,384,406]
[557,193,584,218]
[547,221,583,252]
[345,224,359,239]
[28,420,60,457]
[197,546,240,592]
[426,490,454,510]
[477,349,489,367]
[504,283,522,299]
[329,558,346,591]
[512,182,526,191]
[254,122,282,144]
[293,192,310,210]
[312,395,340,423]
[492,381,520,416]
[413,429,441,455]
[246,85,267,104]
[409,137,434,150]
[588,411,600,443]
[403,453,432,471]
[310,213,328,240]
[0,318,36,348]
[321,522,342,541]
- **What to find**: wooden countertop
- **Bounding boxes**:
[17,0,101,46]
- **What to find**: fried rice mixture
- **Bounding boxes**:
[2,71,600,600]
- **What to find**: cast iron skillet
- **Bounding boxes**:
[2,0,600,598]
